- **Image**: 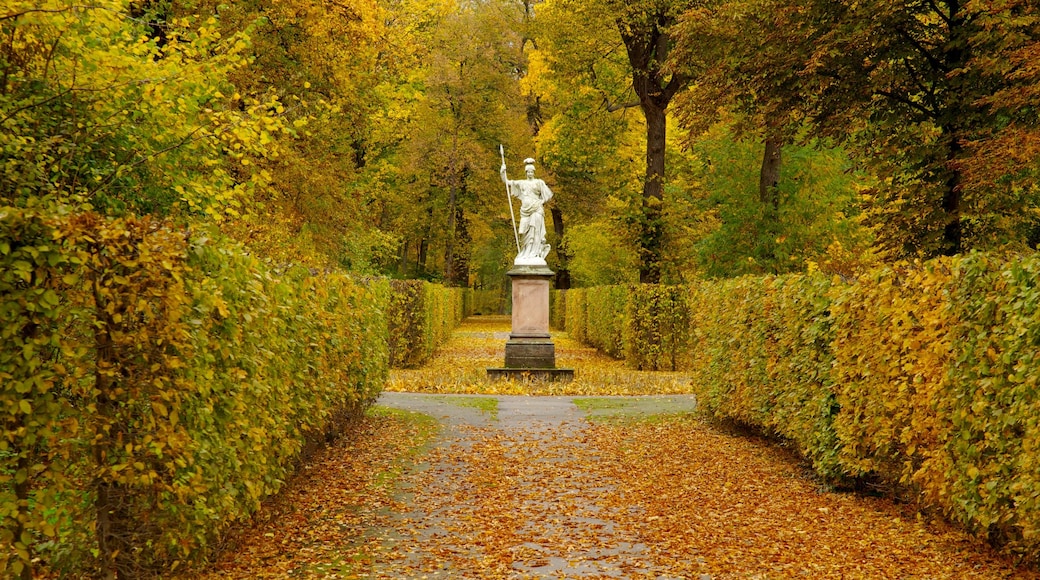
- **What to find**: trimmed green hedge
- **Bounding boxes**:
[1,208,389,577]
[387,280,471,368]
[625,285,691,371]
[554,254,1040,559]
[551,285,691,371]
[585,286,628,359]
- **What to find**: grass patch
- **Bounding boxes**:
[366,405,440,490]
[573,397,629,412]
[573,396,699,424]
[435,396,499,420]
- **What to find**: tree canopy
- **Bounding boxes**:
[4,0,1040,286]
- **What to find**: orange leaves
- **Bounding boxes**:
[192,402,1031,578]
[590,416,1031,579]
[182,409,436,579]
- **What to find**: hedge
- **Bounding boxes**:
[551,285,691,371]
[1,208,389,578]
[625,284,692,371]
[555,254,1040,559]
[584,286,628,359]
[689,273,843,479]
[387,280,471,368]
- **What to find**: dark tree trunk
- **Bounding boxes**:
[550,206,571,289]
[398,240,409,276]
[639,103,667,284]
[940,134,963,256]
[938,6,969,256]
[451,205,470,286]
[618,13,690,284]
[759,137,782,209]
[417,238,428,277]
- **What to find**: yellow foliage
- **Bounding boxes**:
[387,316,694,396]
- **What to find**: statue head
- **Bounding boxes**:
[524,157,536,178]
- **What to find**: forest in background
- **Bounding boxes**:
[5,0,1038,293]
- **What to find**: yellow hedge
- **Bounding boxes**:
[559,253,1040,560]
[552,285,692,370]
[387,280,471,368]
[625,284,691,371]
[585,286,628,359]
[0,208,390,577]
[694,255,1040,560]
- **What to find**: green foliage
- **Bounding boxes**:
[688,124,871,278]
[940,253,1040,547]
[0,207,81,579]
[0,209,389,577]
[473,289,506,316]
[549,289,566,330]
[388,280,471,368]
[562,289,588,344]
[564,223,641,287]
[0,1,284,217]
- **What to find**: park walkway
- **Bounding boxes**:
[193,317,1037,579]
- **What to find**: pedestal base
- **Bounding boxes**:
[486,367,575,382]
[486,264,573,382]
[504,337,555,368]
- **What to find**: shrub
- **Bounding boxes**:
[387,281,471,368]
[585,286,628,359]
[0,208,390,577]
[625,284,691,371]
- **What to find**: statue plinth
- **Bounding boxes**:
[486,264,573,382]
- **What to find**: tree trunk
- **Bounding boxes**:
[444,180,456,285]
[92,274,124,580]
[618,14,689,285]
[550,207,571,289]
[417,238,428,277]
[939,7,968,257]
[639,103,667,284]
[451,204,470,286]
[759,137,782,209]
[398,240,409,276]
[940,134,963,256]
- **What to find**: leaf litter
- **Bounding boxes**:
[184,316,1037,579]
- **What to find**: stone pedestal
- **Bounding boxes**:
[487,265,573,382]
[506,266,554,368]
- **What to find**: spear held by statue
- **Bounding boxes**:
[500,144,521,253]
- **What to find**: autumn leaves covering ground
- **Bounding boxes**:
[192,317,1037,579]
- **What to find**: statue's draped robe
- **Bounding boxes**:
[506,178,553,262]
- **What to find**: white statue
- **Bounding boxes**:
[501,157,554,266]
